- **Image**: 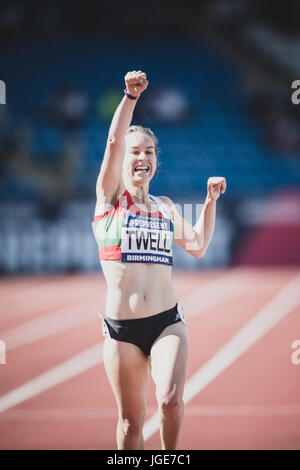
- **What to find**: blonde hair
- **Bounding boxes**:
[125,125,159,156]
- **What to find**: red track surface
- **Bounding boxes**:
[0,267,299,450]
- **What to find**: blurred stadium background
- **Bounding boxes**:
[0,0,300,451]
[0,0,299,274]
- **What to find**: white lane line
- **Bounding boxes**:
[0,279,76,318]
[180,268,251,319]
[183,404,300,416]
[1,299,103,351]
[0,343,103,414]
[1,404,300,420]
[143,272,300,442]
[0,276,104,322]
[0,270,256,415]
[0,295,92,324]
[0,281,54,311]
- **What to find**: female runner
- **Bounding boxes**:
[92,70,226,450]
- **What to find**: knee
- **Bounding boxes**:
[158,394,183,417]
[119,415,144,439]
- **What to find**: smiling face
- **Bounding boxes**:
[123,131,157,185]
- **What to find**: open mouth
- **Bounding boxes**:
[133,165,150,174]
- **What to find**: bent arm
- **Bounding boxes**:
[96,95,137,204]
[193,176,226,256]
[192,197,216,257]
[159,178,225,258]
[96,70,148,210]
[160,197,203,257]
[162,196,216,258]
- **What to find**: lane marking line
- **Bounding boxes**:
[1,404,300,420]
[2,300,102,351]
[1,269,248,351]
[143,272,300,442]
[181,268,250,319]
[0,276,105,322]
[0,344,103,414]
[0,268,264,415]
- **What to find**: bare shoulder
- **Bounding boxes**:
[158,195,179,212]
[158,195,174,207]
[158,196,178,220]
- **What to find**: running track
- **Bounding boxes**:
[0,267,299,450]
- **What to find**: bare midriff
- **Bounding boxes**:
[101,259,177,320]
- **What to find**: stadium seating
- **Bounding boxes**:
[1,39,300,201]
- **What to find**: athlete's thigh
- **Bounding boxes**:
[103,338,149,416]
[149,322,188,401]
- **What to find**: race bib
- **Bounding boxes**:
[121,212,173,265]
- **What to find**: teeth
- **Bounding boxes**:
[134,166,149,172]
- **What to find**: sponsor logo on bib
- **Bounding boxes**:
[102,319,110,338]
[176,302,186,324]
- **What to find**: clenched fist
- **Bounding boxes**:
[125,70,149,98]
[207,177,227,202]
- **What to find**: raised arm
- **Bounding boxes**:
[95,71,149,211]
[161,176,227,258]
